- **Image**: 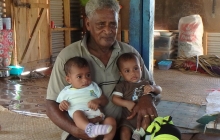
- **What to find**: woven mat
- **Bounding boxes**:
[0,105,62,140]
[154,69,220,105]
[12,76,50,88]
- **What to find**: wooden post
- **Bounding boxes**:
[142,0,155,73]
[129,0,154,73]
[10,1,17,65]
[203,32,207,55]
[129,0,142,54]
[63,0,71,46]
[5,0,11,17]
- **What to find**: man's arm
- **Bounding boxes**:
[46,100,90,139]
[98,94,109,106]
[127,95,158,130]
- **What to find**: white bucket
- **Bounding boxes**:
[2,17,11,30]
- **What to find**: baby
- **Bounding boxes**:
[56,56,116,139]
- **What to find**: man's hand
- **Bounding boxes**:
[127,95,158,130]
[59,100,69,111]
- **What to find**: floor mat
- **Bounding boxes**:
[157,101,205,130]
[154,69,220,105]
[0,105,62,140]
[0,77,47,117]
[157,100,220,134]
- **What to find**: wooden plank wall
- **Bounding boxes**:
[11,0,50,70]
[12,1,27,65]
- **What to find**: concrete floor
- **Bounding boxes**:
[0,69,220,140]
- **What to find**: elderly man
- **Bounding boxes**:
[46,0,162,140]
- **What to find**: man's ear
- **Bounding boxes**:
[85,17,90,31]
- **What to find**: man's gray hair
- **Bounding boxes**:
[85,0,120,18]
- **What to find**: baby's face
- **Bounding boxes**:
[119,58,142,83]
[66,66,92,89]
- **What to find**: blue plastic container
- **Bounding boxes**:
[158,60,172,70]
[8,65,24,75]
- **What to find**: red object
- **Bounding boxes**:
[181,60,206,74]
[51,21,55,28]
[0,30,13,67]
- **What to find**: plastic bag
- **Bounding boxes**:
[178,15,204,57]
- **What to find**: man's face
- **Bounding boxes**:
[86,8,118,48]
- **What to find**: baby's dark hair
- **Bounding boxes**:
[117,52,139,71]
[64,57,89,75]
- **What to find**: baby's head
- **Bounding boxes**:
[117,53,142,83]
[64,57,92,89]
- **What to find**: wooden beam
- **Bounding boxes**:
[129,0,155,73]
[203,32,207,55]
[48,0,52,65]
[51,27,81,31]
[63,0,71,46]
[31,3,49,8]
[5,0,12,17]
[11,3,17,65]
[142,0,155,73]
[129,0,142,53]
[20,8,47,63]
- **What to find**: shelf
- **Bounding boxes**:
[51,27,81,31]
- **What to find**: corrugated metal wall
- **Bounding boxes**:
[207,33,220,56]
[51,31,65,62]
[50,0,82,63]
[50,0,65,63]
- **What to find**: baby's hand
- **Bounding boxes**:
[126,101,136,112]
[143,85,154,94]
[59,100,69,111]
[88,100,99,110]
